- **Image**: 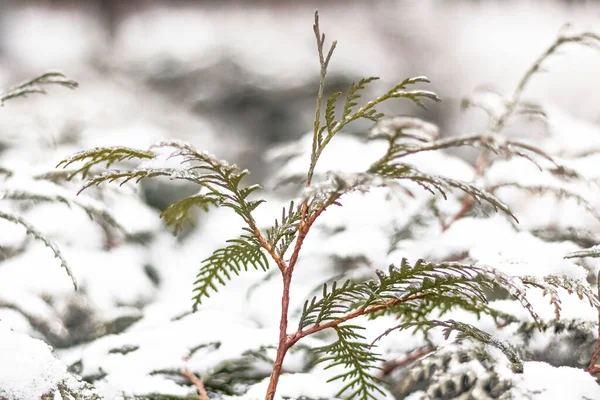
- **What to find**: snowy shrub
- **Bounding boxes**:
[4,9,600,400]
[47,11,600,400]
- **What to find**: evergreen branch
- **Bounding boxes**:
[307,76,439,185]
[57,146,155,179]
[309,10,337,185]
[565,245,600,259]
[380,319,523,373]
[378,131,557,171]
[480,267,542,327]
[62,141,265,227]
[0,188,128,234]
[192,232,269,309]
[493,30,600,132]
[0,71,78,105]
[77,168,201,193]
[0,209,76,289]
[297,260,498,338]
[520,275,600,319]
[160,194,221,234]
[314,325,385,400]
[306,11,438,185]
[325,91,343,135]
[150,140,265,224]
[265,201,303,257]
[532,227,599,249]
[490,183,600,223]
[368,116,439,145]
[298,280,369,330]
[367,162,519,223]
[293,259,539,352]
[341,77,380,122]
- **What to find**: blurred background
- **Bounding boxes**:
[1,0,600,188]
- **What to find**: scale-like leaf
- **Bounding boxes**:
[193,233,269,309]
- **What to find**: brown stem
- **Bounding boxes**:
[181,368,209,400]
[288,295,424,347]
[586,282,600,376]
[443,196,475,232]
[378,346,434,378]
[264,196,338,399]
[265,269,293,400]
[252,224,288,272]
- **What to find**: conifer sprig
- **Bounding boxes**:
[565,246,600,259]
[265,201,303,258]
[0,209,76,289]
[60,141,264,227]
[307,12,439,185]
[295,259,539,341]
[57,146,155,180]
[0,72,99,292]
[0,187,127,234]
[520,275,600,319]
[489,183,600,223]
[193,230,269,308]
[0,71,78,105]
[314,325,385,400]
[379,319,524,372]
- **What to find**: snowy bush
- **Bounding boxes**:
[3,9,600,400]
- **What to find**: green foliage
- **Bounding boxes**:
[0,209,77,289]
[314,325,385,400]
[0,73,90,290]
[55,10,600,400]
[193,230,269,309]
[57,146,155,180]
[159,194,220,234]
[265,201,303,258]
[60,140,263,225]
[387,319,523,373]
[565,246,600,259]
[0,71,77,105]
[520,274,600,319]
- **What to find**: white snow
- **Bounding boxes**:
[0,324,75,400]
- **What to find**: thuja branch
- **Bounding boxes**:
[288,295,424,347]
[308,10,337,185]
[306,11,438,186]
[445,29,600,231]
[493,30,600,133]
[0,71,78,105]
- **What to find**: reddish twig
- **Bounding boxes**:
[378,346,435,378]
[586,277,600,376]
[265,267,293,399]
[443,196,475,232]
[181,368,209,400]
[287,295,425,348]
